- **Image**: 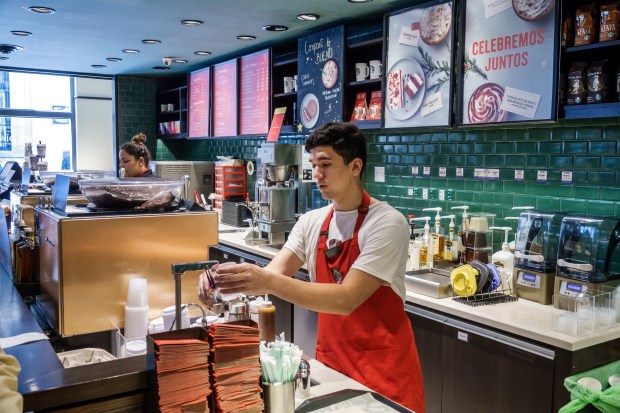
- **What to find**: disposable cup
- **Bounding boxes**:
[162,305,190,331]
[124,306,149,339]
[217,262,242,301]
[126,278,148,308]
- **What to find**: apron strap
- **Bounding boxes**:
[319,191,370,249]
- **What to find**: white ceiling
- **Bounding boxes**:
[0,0,416,76]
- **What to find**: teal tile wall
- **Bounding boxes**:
[115,76,158,160]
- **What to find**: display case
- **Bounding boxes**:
[156,85,188,139]
[271,43,298,133]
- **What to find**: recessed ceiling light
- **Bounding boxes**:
[348,0,373,2]
[297,13,320,21]
[91,64,106,68]
[173,59,188,64]
[142,39,161,44]
[0,57,9,61]
[10,31,32,37]
[122,49,140,53]
[262,25,288,32]
[237,35,256,40]
[153,66,171,70]
[28,6,55,14]
[181,19,203,26]
[106,57,122,62]
[194,51,212,56]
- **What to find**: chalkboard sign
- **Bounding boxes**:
[297,25,345,133]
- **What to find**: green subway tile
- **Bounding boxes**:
[466,131,485,142]
[423,145,439,154]
[465,155,482,166]
[388,135,401,143]
[499,168,514,180]
[504,154,526,167]
[387,155,400,163]
[571,171,589,183]
[547,170,562,183]
[458,143,475,154]
[513,195,538,207]
[536,197,560,211]
[552,127,576,140]
[539,142,562,154]
[549,184,574,197]
[485,129,506,142]
[586,200,616,215]
[395,144,408,154]
[446,178,465,190]
[495,142,515,154]
[526,155,548,167]
[409,144,424,153]
[475,143,494,154]
[528,128,551,141]
[564,141,588,154]
[503,181,526,194]
[401,155,415,164]
[485,155,504,167]
[455,190,474,202]
[449,131,466,142]
[590,141,617,154]
[561,198,587,213]
[401,135,416,143]
[574,185,601,200]
[505,129,528,141]
[516,142,538,154]
[588,171,616,185]
[590,117,619,125]
[462,167,475,179]
[483,180,503,192]
[574,156,601,169]
[473,192,490,204]
[430,178,447,189]
[383,145,394,153]
[576,126,603,140]
[377,135,388,143]
[602,157,620,170]
[415,155,430,164]
[600,187,620,201]
[415,177,431,186]
[464,180,483,191]
[563,118,591,127]
[493,193,514,206]
[440,143,458,154]
[603,125,620,139]
[524,182,548,196]
[417,133,432,143]
[432,132,448,142]
[448,155,466,165]
[431,155,448,165]
[549,156,573,168]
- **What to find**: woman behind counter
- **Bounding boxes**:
[119,133,153,178]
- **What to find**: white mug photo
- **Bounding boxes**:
[369,60,382,79]
[355,63,369,82]
[283,76,294,93]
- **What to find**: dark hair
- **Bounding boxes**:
[305,122,367,174]
[120,133,151,166]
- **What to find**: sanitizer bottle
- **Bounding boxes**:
[443,215,458,263]
[489,226,515,292]
[417,217,433,270]
[423,207,444,262]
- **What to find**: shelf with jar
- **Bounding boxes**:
[156,85,188,138]
[560,1,620,119]
[345,22,384,128]
[271,44,299,129]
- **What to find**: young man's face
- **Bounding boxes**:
[309,145,362,201]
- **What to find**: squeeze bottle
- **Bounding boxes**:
[489,226,514,292]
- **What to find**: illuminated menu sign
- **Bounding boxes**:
[212,59,238,137]
[188,67,210,138]
[240,49,270,135]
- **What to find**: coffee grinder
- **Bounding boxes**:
[553,214,620,309]
[255,143,313,246]
[513,210,566,305]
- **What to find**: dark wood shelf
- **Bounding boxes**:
[159,86,188,94]
[351,119,381,129]
[273,91,297,98]
[273,57,298,67]
[564,39,620,54]
[347,78,382,87]
[347,37,382,49]
[157,132,188,139]
[280,125,298,134]
[157,109,186,116]
[562,102,620,119]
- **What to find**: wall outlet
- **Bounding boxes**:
[422,188,429,200]
[407,187,414,196]
[446,189,454,200]
[429,188,438,200]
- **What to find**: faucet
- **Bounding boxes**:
[171,260,218,330]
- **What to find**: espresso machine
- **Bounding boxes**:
[255,143,313,246]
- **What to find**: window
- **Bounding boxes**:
[0,71,73,171]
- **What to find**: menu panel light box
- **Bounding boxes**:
[212,59,238,137]
[188,66,210,138]
[240,49,270,135]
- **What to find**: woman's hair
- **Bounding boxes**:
[305,122,367,174]
[120,133,151,166]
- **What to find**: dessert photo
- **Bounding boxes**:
[386,57,426,120]
[512,0,555,22]
[300,93,319,129]
[419,3,453,45]
[467,82,509,123]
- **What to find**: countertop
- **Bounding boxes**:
[217,223,620,352]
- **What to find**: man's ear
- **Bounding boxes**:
[351,158,363,177]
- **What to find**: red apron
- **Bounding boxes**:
[315,191,425,413]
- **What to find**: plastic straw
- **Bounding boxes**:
[259,341,302,383]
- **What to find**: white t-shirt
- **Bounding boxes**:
[283,200,409,301]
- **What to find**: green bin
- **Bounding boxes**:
[559,359,620,413]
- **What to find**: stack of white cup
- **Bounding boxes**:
[124,278,149,356]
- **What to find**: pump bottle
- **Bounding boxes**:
[406,215,417,272]
[451,206,470,263]
[443,215,458,263]
[418,217,433,270]
[423,207,444,262]
[489,226,515,292]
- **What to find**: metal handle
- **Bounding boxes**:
[514,251,544,262]
[557,259,593,272]
[171,260,219,330]
[45,236,56,247]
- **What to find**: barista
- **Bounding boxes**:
[199,122,425,412]
[119,133,153,177]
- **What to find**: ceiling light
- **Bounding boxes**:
[10,31,32,37]
[0,44,23,54]
[142,39,161,44]
[28,6,55,14]
[91,64,106,68]
[181,19,203,26]
[348,0,373,2]
[153,66,171,70]
[194,51,211,56]
[106,57,122,62]
[262,25,288,32]
[122,49,140,53]
[173,59,188,63]
[237,35,256,40]
[297,13,320,21]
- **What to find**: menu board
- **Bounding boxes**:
[297,25,344,133]
[240,49,270,135]
[212,59,238,137]
[460,0,558,124]
[385,1,455,128]
[188,67,210,138]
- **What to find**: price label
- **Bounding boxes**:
[537,170,548,183]
[412,166,419,176]
[439,167,447,177]
[561,170,573,184]
[456,167,464,178]
[423,166,431,176]
[514,169,525,181]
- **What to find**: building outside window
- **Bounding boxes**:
[0,71,74,171]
